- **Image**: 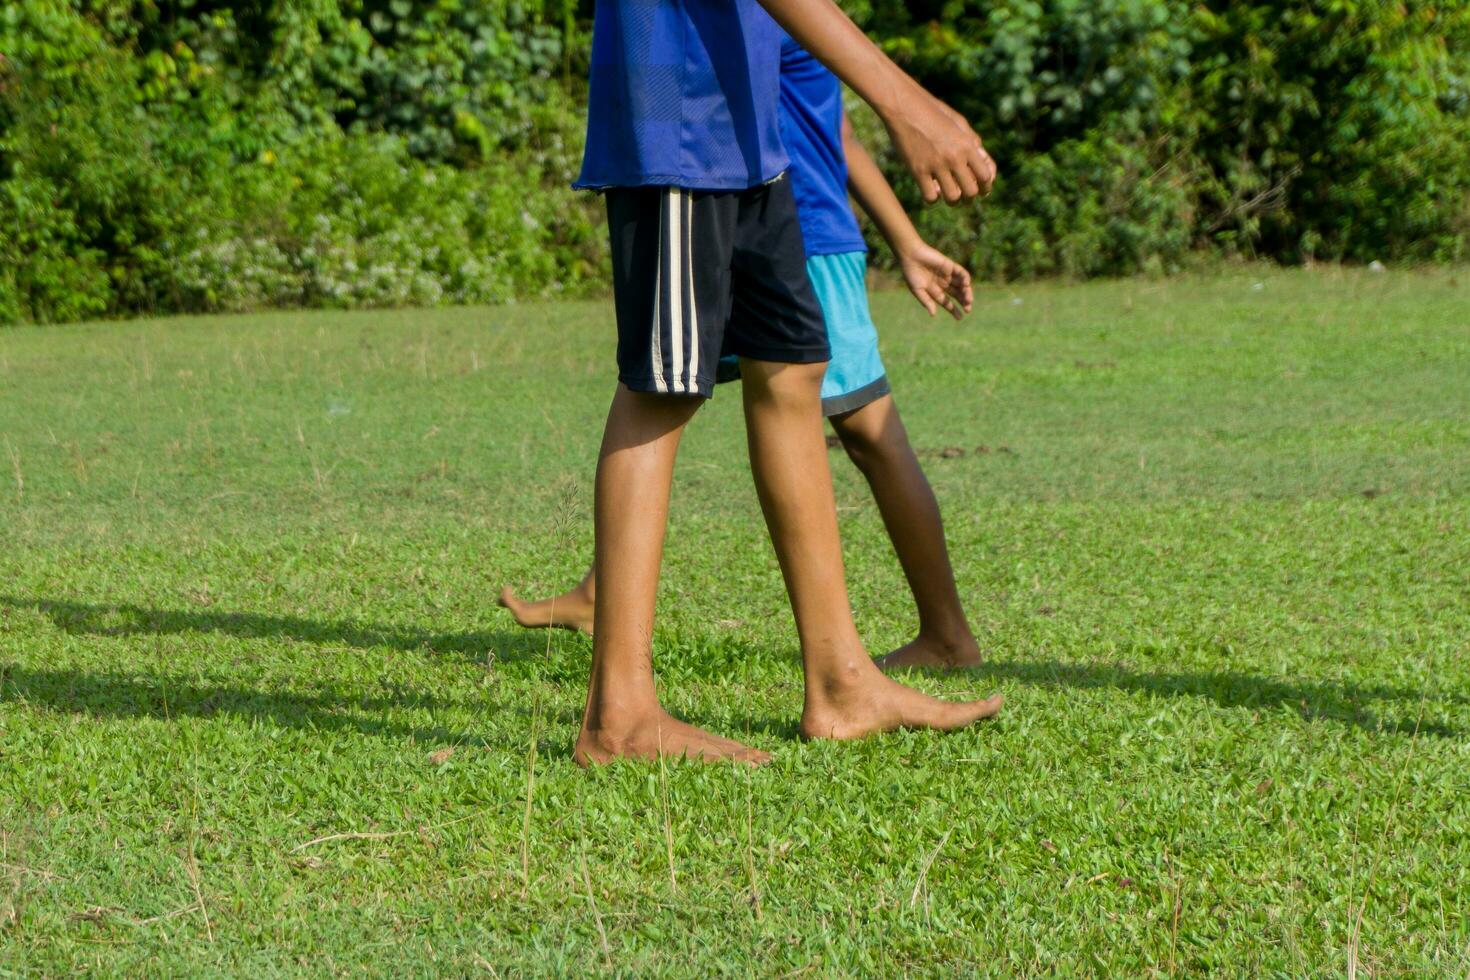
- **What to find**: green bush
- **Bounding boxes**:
[849,0,1470,275]
[2,0,1469,324]
[0,1,201,322]
[1186,1,1470,262]
[845,0,1199,278]
[0,0,599,323]
[171,132,601,313]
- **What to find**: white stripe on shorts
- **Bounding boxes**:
[650,191,667,393]
[667,188,685,393]
[683,189,699,391]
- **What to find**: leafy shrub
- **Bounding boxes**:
[3,0,1469,324]
[172,132,602,313]
[0,0,600,323]
[1186,1,1470,262]
[0,2,207,321]
[848,0,1470,275]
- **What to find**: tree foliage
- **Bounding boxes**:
[1,0,1467,323]
[845,0,1470,278]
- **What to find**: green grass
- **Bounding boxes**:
[2,267,1469,975]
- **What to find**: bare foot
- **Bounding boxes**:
[498,584,595,636]
[876,634,983,671]
[800,667,1002,741]
[574,708,771,767]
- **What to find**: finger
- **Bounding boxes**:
[941,291,964,321]
[939,267,963,305]
[971,146,997,196]
[940,294,963,321]
[953,158,981,202]
[936,168,963,205]
[913,284,938,316]
[943,280,969,318]
[922,174,942,205]
[930,282,960,321]
[977,143,997,180]
[950,264,974,311]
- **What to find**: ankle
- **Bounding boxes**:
[806,654,881,700]
[915,623,979,654]
[582,691,661,734]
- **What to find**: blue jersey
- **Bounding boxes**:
[575,0,789,191]
[778,33,867,256]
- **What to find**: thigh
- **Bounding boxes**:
[724,177,830,366]
[605,186,738,397]
[807,251,890,416]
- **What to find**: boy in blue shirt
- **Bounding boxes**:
[545,0,1000,766]
[505,31,987,670]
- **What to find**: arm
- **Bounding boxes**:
[843,114,973,319]
[843,113,923,258]
[755,0,996,205]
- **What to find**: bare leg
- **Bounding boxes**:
[738,359,1002,740]
[573,385,770,767]
[830,395,983,670]
[499,566,596,636]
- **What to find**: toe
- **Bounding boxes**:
[964,694,1004,723]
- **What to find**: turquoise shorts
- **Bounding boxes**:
[808,250,889,416]
[715,250,889,416]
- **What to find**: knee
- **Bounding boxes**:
[743,359,825,404]
[775,360,826,392]
[832,408,902,474]
[830,422,879,474]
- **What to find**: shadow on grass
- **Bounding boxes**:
[0,664,579,749]
[961,657,1460,739]
[0,594,568,668]
[3,594,1459,741]
[0,594,586,753]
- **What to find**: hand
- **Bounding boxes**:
[899,241,973,320]
[883,86,997,205]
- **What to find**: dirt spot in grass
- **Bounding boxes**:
[918,445,1018,460]
[427,747,455,766]
[1361,487,1387,499]
[1036,606,1056,617]
[1255,778,1273,795]
[1040,839,1057,852]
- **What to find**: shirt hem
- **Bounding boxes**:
[804,240,870,257]
[574,168,789,193]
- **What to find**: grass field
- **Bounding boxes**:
[2,268,1468,975]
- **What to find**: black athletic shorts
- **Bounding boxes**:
[604,174,830,398]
